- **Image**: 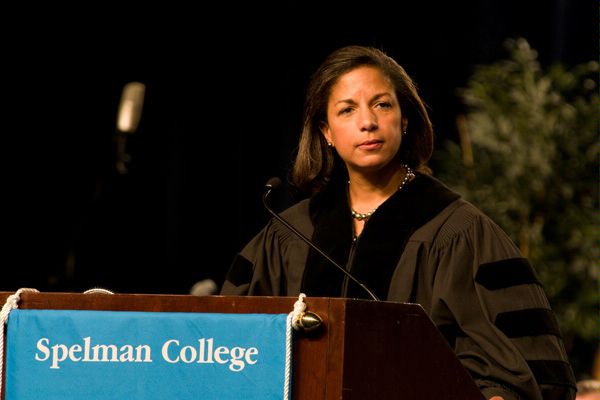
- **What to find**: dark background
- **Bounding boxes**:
[3,1,595,296]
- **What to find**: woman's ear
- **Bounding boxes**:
[320,122,333,146]
[401,118,408,133]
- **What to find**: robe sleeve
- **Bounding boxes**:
[220,219,285,296]
[429,205,576,400]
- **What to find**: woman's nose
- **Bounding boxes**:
[359,109,378,131]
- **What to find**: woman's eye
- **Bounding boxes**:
[377,102,392,109]
[339,107,353,115]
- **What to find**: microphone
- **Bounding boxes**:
[115,81,146,174]
[262,177,380,301]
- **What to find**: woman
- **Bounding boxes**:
[221,45,576,400]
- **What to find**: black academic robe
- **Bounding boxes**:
[221,174,576,400]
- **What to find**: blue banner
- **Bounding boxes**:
[5,309,290,399]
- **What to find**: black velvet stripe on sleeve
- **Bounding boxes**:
[475,258,541,290]
[225,255,254,286]
[494,308,561,338]
[527,360,577,388]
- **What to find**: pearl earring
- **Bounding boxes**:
[327,142,333,147]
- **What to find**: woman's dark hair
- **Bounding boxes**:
[291,45,434,195]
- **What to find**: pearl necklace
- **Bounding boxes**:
[350,165,415,221]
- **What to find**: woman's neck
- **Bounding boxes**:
[347,164,414,237]
[347,164,410,211]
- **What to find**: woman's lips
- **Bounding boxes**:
[358,140,383,150]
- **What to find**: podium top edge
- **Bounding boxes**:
[0,291,424,314]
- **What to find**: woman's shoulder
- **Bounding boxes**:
[268,198,314,240]
[280,198,311,219]
[412,196,509,247]
[410,196,523,267]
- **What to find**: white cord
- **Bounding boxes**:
[291,293,307,331]
[0,288,39,396]
[284,293,307,399]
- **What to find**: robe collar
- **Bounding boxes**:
[301,174,460,300]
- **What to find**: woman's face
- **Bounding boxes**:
[322,66,406,175]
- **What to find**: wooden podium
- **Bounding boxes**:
[0,292,484,399]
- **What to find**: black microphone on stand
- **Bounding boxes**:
[262,177,380,301]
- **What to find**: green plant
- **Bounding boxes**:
[434,37,598,374]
